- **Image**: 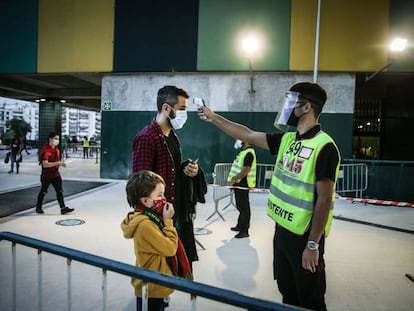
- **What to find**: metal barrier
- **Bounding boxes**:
[210,162,369,220]
[209,163,274,221]
[342,158,414,202]
[64,143,100,163]
[209,163,233,221]
[335,163,368,198]
[0,231,307,311]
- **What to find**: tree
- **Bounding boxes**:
[2,129,16,144]
[5,117,32,139]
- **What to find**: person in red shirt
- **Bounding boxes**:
[35,132,74,215]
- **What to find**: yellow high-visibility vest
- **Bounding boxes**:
[227,147,257,188]
[267,131,340,236]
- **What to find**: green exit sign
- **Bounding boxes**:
[103,102,112,111]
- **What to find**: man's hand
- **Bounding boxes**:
[302,247,319,273]
[60,161,67,168]
[184,161,198,177]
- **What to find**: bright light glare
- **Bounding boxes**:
[242,37,259,55]
[390,38,407,52]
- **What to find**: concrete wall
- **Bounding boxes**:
[100,72,355,180]
[102,73,355,114]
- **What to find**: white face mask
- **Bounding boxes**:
[169,110,188,130]
[234,139,242,149]
[52,139,59,146]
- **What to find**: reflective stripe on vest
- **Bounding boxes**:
[267,131,340,236]
[227,148,257,188]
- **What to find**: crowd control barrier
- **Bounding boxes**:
[335,163,368,198]
[210,162,369,221]
[209,163,274,221]
[0,231,307,311]
[64,143,100,163]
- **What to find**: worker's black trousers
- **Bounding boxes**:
[273,224,327,311]
[234,188,251,233]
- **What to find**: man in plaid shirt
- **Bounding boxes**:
[132,85,200,264]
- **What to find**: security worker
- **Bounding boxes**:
[227,140,256,238]
[197,82,340,311]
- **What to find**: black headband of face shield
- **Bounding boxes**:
[298,95,324,107]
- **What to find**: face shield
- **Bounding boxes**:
[273,91,303,132]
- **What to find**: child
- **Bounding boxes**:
[121,170,192,311]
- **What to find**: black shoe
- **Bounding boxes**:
[8,170,13,174]
[61,207,74,214]
[231,226,241,232]
[235,232,249,239]
[35,208,44,214]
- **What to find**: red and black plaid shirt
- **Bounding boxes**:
[132,120,178,203]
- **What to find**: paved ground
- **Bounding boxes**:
[0,149,413,310]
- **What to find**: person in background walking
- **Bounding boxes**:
[22,137,31,155]
[61,135,68,159]
[36,131,74,215]
[8,136,22,174]
[82,136,89,159]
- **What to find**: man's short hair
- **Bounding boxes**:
[290,82,327,105]
[156,85,189,112]
[48,131,58,139]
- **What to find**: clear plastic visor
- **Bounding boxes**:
[273,91,301,132]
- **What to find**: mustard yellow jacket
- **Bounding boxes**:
[121,212,178,298]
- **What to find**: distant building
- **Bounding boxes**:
[0,98,38,140]
[0,97,101,142]
[61,107,101,141]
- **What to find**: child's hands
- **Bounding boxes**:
[163,202,175,220]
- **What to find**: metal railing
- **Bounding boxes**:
[0,231,307,311]
[210,162,369,220]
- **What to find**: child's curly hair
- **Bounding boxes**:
[126,170,165,207]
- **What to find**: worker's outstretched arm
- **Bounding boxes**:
[197,105,269,150]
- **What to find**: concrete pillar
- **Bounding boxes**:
[38,100,62,153]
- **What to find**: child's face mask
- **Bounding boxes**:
[150,197,166,216]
